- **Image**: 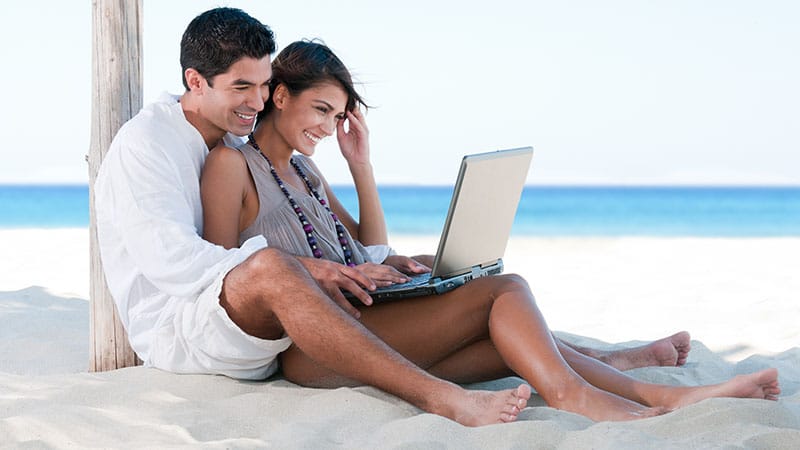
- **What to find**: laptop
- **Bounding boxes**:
[348,146,534,304]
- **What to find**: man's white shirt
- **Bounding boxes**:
[94,93,267,362]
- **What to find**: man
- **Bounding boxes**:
[95,7,533,426]
[95,7,691,426]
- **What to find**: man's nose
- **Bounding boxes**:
[248,88,265,112]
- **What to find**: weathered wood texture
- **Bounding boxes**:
[88,0,143,371]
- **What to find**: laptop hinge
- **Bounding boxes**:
[470,265,482,279]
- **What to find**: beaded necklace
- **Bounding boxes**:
[247,134,356,267]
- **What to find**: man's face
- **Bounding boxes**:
[199,56,272,138]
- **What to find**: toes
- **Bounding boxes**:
[766,387,781,396]
[500,412,518,423]
[516,384,532,402]
[655,406,671,416]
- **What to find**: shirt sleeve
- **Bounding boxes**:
[362,244,396,263]
[101,131,267,298]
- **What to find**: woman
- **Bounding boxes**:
[200,41,779,422]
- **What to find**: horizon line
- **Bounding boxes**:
[2,182,800,189]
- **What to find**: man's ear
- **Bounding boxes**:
[273,84,288,109]
[184,68,207,93]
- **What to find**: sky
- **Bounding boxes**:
[1,0,798,186]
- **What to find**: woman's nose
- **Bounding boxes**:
[321,116,337,136]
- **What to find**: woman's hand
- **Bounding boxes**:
[337,108,370,167]
[357,262,411,288]
[383,255,432,275]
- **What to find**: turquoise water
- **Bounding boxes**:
[1,184,799,236]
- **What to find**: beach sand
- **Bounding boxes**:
[1,228,798,448]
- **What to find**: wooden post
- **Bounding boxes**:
[88,0,143,371]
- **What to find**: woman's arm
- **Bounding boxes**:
[200,146,253,249]
[324,108,388,245]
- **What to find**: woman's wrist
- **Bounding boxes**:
[348,161,374,178]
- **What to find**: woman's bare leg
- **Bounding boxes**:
[555,342,780,408]
[427,340,513,384]
[426,334,779,409]
[560,331,692,370]
[283,274,664,421]
[282,273,778,420]
[427,331,693,381]
[420,302,778,410]
[483,275,668,420]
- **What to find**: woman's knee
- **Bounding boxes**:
[474,273,532,298]
[443,273,534,321]
[498,273,531,291]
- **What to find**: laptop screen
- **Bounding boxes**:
[431,147,534,278]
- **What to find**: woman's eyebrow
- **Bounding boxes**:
[312,99,335,110]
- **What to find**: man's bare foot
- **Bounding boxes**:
[657,368,780,409]
[546,382,669,422]
[435,384,532,427]
[593,331,692,371]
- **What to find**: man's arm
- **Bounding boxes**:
[97,134,264,298]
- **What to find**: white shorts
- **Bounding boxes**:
[147,267,293,380]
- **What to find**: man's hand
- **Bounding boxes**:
[384,255,432,275]
[297,257,375,318]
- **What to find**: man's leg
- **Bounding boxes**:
[219,248,530,426]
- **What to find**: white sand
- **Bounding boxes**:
[1,228,799,448]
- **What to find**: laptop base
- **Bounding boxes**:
[347,260,504,305]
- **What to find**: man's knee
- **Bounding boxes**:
[225,247,326,311]
[223,248,305,310]
[220,248,302,339]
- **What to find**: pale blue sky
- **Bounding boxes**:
[1,1,798,185]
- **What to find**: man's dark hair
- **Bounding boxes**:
[180,7,276,90]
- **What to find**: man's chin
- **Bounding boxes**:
[230,126,255,137]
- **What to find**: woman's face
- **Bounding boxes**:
[275,81,348,156]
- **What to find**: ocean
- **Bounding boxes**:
[1,185,798,236]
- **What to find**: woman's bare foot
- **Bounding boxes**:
[594,331,692,371]
[655,368,780,409]
[435,384,532,426]
[547,382,669,422]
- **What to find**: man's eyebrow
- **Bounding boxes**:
[231,79,256,86]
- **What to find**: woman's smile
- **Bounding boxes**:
[304,130,323,144]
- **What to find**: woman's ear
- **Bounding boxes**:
[273,84,288,109]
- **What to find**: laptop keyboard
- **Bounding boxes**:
[378,272,432,291]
